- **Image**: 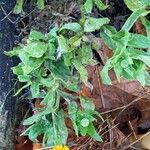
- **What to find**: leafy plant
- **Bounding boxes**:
[100,2,150,85]
[124,0,150,11]
[6,15,108,146]
[9,0,150,148]
[83,0,108,14]
[14,0,45,14]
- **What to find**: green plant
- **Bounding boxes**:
[83,0,108,13]
[8,0,150,148]
[6,14,108,146]
[14,0,45,14]
[100,1,150,85]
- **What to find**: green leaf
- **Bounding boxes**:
[25,42,48,58]
[124,67,134,78]
[84,17,110,32]
[83,0,93,14]
[72,59,90,87]
[4,47,20,57]
[48,27,59,37]
[14,81,31,96]
[18,75,30,82]
[124,0,150,11]
[46,42,56,59]
[22,65,33,75]
[41,90,56,107]
[100,25,117,50]
[80,44,96,65]
[12,63,24,75]
[57,35,69,58]
[112,29,130,48]
[114,65,123,81]
[23,112,44,125]
[100,59,112,85]
[46,59,70,82]
[130,49,150,67]
[136,71,146,86]
[58,90,77,102]
[27,122,47,142]
[79,125,88,136]
[68,101,78,115]
[40,78,55,88]
[63,79,81,93]
[37,0,45,9]
[80,97,95,111]
[93,0,108,11]
[68,101,78,136]
[80,118,90,127]
[28,124,41,142]
[134,54,150,67]
[13,0,24,14]
[29,57,44,69]
[145,72,150,85]
[18,51,30,65]
[30,82,39,98]
[122,8,150,31]
[141,17,150,40]
[19,57,44,75]
[63,53,73,66]
[121,59,129,68]
[52,111,68,145]
[60,23,82,32]
[128,33,150,48]
[100,31,116,50]
[29,30,45,41]
[87,123,103,142]
[69,33,83,48]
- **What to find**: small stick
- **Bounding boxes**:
[96,65,105,108]
[128,121,137,139]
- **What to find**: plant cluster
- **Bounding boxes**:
[6,0,150,148]
[14,0,45,14]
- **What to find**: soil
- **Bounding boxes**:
[9,0,150,150]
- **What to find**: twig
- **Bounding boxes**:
[96,65,105,108]
[122,132,150,150]
[128,121,137,139]
[101,91,149,115]
[101,123,119,136]
[0,6,14,23]
[106,116,113,150]
[38,146,53,150]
